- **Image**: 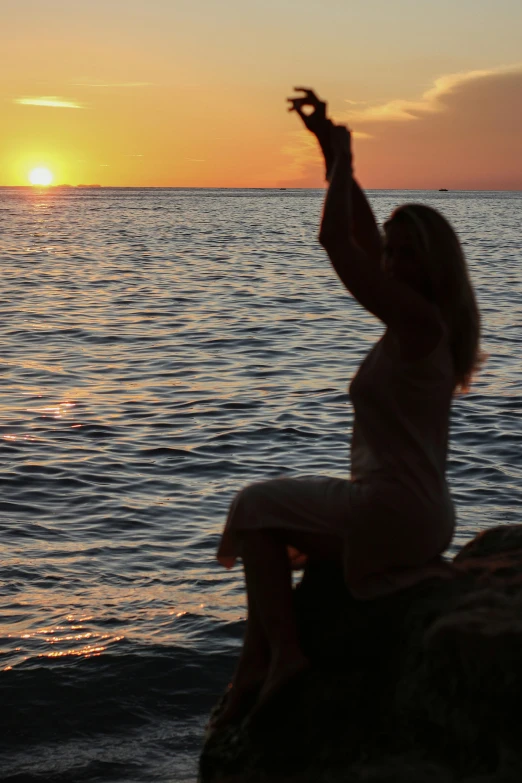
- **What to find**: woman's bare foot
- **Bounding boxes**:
[207,651,311,732]
[207,647,270,732]
[206,675,265,733]
[207,621,271,732]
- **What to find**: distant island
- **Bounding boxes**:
[438,188,449,192]
[77,184,102,188]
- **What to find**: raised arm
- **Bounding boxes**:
[351,179,383,264]
[288,87,382,263]
[319,125,443,353]
[318,127,381,281]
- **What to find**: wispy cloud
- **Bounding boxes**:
[73,82,152,88]
[343,64,522,124]
[14,96,83,109]
[280,63,522,188]
[351,65,522,189]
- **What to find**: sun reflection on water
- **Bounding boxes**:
[26,401,77,418]
[43,637,124,659]
[5,615,126,669]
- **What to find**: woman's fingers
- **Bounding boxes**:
[287,97,316,116]
[287,87,325,113]
[287,97,306,113]
[292,87,321,104]
[287,93,328,138]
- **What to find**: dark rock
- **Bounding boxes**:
[199,526,522,783]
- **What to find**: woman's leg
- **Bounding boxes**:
[213,578,270,725]
[242,530,310,704]
[213,529,299,726]
[232,588,270,689]
[214,477,348,727]
[253,529,342,702]
[215,527,341,726]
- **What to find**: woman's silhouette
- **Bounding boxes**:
[212,88,483,729]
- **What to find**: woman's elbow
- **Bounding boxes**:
[318,228,336,250]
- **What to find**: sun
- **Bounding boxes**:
[29,167,54,186]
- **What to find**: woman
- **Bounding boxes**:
[212,88,483,729]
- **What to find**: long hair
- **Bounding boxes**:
[385,204,485,394]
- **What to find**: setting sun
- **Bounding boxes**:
[29,167,53,186]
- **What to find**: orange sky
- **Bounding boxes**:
[1,0,521,189]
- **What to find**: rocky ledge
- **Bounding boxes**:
[199,525,522,783]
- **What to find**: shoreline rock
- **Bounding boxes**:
[199,526,522,783]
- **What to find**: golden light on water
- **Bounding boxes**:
[29,167,53,186]
[5,619,126,669]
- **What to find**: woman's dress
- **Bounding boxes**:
[217,328,456,593]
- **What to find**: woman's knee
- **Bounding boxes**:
[228,481,267,522]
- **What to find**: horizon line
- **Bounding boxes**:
[1,185,521,192]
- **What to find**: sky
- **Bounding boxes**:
[1,0,521,188]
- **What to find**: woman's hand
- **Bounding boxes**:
[287,88,354,181]
[287,87,330,136]
[287,87,335,179]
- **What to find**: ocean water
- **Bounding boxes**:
[0,186,521,782]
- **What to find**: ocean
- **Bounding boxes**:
[1,186,521,782]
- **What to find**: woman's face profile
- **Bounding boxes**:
[382,220,429,296]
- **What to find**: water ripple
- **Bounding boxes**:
[0,186,521,780]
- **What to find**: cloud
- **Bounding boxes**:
[73,82,152,88]
[14,96,83,109]
[351,65,522,189]
[280,64,522,188]
[343,64,522,125]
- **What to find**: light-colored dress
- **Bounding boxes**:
[217,328,456,594]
